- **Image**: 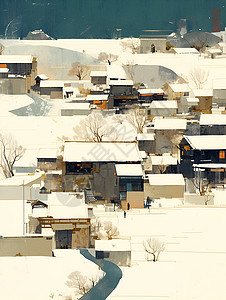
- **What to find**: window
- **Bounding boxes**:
[219,151,225,159]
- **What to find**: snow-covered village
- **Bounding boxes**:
[1,1,226,299]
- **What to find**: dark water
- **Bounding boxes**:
[0,0,226,39]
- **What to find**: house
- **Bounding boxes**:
[164,83,190,101]
[115,164,144,205]
[153,117,187,154]
[149,100,177,116]
[62,141,142,202]
[145,173,185,199]
[37,192,91,249]
[136,133,155,153]
[200,114,226,135]
[138,88,164,103]
[109,80,133,96]
[139,35,167,53]
[0,55,37,94]
[40,80,64,99]
[179,97,199,114]
[191,89,213,113]
[90,71,107,85]
[150,154,178,174]
[86,94,109,110]
[180,135,226,186]
[95,239,131,267]
[109,80,137,108]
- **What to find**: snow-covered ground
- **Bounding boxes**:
[93,207,226,300]
[0,249,103,300]
[2,38,226,89]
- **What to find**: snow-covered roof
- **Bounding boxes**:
[0,55,33,64]
[200,114,226,125]
[184,135,226,150]
[86,94,109,101]
[0,68,9,73]
[213,79,226,90]
[48,192,88,219]
[37,148,58,159]
[115,164,144,176]
[136,133,155,141]
[40,80,64,88]
[150,155,178,166]
[109,80,133,86]
[137,88,164,95]
[168,83,190,93]
[150,100,177,109]
[63,141,142,162]
[193,163,226,169]
[172,48,199,54]
[154,118,187,130]
[107,65,127,80]
[148,174,185,186]
[192,89,213,97]
[61,103,90,110]
[35,74,48,80]
[140,151,147,159]
[186,97,199,103]
[95,239,131,251]
[90,71,107,77]
[0,173,42,186]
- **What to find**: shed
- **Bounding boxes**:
[166,83,190,100]
[95,239,131,266]
[150,100,177,116]
[145,174,185,199]
[40,80,64,99]
[90,71,107,85]
[191,89,213,112]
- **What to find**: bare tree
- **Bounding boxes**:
[123,60,137,81]
[91,219,119,240]
[143,238,165,262]
[104,221,120,239]
[98,52,118,65]
[121,38,140,54]
[66,270,104,297]
[188,68,209,89]
[91,217,103,240]
[68,62,89,80]
[192,168,207,196]
[73,112,116,142]
[157,157,169,174]
[0,134,25,178]
[127,107,148,134]
[66,271,90,296]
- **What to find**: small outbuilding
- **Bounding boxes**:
[145,174,185,199]
[95,239,131,267]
